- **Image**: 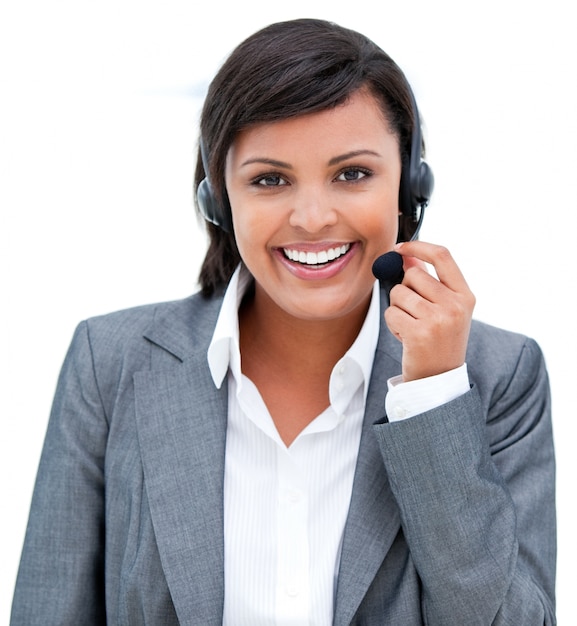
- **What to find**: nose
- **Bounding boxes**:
[288,185,338,232]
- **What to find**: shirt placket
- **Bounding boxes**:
[275,447,310,624]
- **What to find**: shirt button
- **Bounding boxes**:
[286,586,299,597]
[338,363,346,375]
[393,405,408,420]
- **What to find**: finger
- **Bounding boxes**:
[384,300,416,341]
[389,281,444,330]
[385,293,438,343]
[402,254,429,274]
[395,241,471,294]
[401,265,450,307]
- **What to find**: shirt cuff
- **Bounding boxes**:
[385,363,470,422]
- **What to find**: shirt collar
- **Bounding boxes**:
[207,264,381,400]
[207,264,251,389]
[336,278,381,401]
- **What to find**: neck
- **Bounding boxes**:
[239,283,371,379]
[238,282,373,446]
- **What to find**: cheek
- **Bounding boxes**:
[231,202,276,263]
[232,204,256,240]
[358,201,400,245]
[231,190,287,235]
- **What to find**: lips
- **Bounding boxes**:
[282,243,351,266]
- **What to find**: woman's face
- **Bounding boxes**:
[225,88,402,324]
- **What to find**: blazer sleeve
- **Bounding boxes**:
[11,321,108,625]
[373,337,556,625]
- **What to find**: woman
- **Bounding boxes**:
[11,18,556,625]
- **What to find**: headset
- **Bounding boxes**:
[196,140,234,232]
[399,88,435,240]
[196,85,434,239]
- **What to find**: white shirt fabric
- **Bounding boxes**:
[207,265,469,625]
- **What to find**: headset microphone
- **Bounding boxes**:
[372,251,404,282]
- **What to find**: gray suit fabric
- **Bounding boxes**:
[11,287,556,624]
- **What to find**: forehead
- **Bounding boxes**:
[228,89,398,163]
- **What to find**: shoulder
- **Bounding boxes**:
[467,319,543,365]
[60,292,224,419]
[80,291,223,356]
[467,319,545,374]
[84,291,220,334]
[65,291,224,383]
[466,320,548,421]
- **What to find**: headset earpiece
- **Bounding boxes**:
[399,87,434,239]
[196,140,233,232]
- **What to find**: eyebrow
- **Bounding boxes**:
[327,150,381,166]
[240,149,382,170]
[240,157,293,169]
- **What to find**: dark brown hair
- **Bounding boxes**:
[194,18,419,296]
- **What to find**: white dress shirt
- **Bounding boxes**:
[207,265,469,625]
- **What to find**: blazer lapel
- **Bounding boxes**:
[133,296,228,625]
[333,292,404,626]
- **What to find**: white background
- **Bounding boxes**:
[2,0,575,622]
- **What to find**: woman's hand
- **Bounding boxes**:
[385,241,476,382]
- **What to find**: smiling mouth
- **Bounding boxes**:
[282,243,351,266]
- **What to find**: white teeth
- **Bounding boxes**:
[283,244,351,265]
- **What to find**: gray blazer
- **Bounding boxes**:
[11,287,556,625]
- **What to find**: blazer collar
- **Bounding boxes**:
[134,286,402,624]
[142,292,224,362]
